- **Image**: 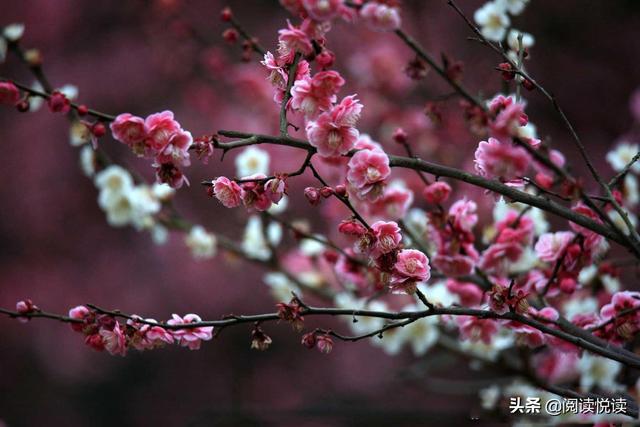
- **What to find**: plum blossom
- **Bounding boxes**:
[371,220,402,257]
[506,29,535,51]
[155,129,192,167]
[185,226,217,259]
[496,0,529,15]
[99,322,127,356]
[359,2,401,31]
[474,1,510,42]
[449,199,478,233]
[423,181,452,204]
[306,95,363,157]
[277,21,314,64]
[236,146,270,177]
[290,70,345,118]
[366,181,414,219]
[3,23,25,42]
[109,113,146,151]
[474,137,531,182]
[212,176,243,208]
[391,249,431,292]
[457,316,499,345]
[606,142,640,173]
[167,314,214,350]
[578,354,622,392]
[0,82,20,105]
[534,231,575,263]
[302,0,344,22]
[347,148,390,201]
[144,110,181,151]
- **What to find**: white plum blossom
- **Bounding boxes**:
[79,145,96,177]
[69,121,90,146]
[563,296,598,321]
[242,215,282,260]
[268,194,288,214]
[606,142,640,173]
[420,282,459,307]
[95,165,134,195]
[506,29,535,52]
[185,226,217,259]
[3,23,25,41]
[300,236,326,257]
[94,166,162,229]
[263,272,301,301]
[235,146,270,177]
[578,354,622,392]
[624,174,639,206]
[479,385,501,410]
[496,0,530,15]
[151,183,175,201]
[399,304,440,356]
[151,224,169,246]
[608,208,638,235]
[474,2,510,42]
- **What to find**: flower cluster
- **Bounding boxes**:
[66,305,213,355]
[110,111,192,188]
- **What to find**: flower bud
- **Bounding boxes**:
[304,187,321,206]
[392,127,408,145]
[220,7,233,22]
[320,186,333,198]
[316,334,333,354]
[223,28,238,43]
[301,332,316,349]
[422,181,451,204]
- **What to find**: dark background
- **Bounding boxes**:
[1,1,639,426]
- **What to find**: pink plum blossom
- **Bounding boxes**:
[371,220,402,257]
[167,314,214,350]
[277,21,314,64]
[360,2,402,31]
[347,148,390,201]
[366,185,414,219]
[99,322,127,356]
[423,181,451,204]
[534,231,575,263]
[290,70,345,118]
[144,110,181,152]
[306,96,363,157]
[213,177,243,208]
[391,249,431,290]
[156,129,193,167]
[457,316,498,345]
[449,199,478,233]
[302,0,344,22]
[446,279,484,307]
[110,113,147,150]
[474,137,531,182]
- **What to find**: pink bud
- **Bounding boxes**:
[338,219,367,237]
[304,187,321,206]
[422,181,452,204]
[559,277,576,294]
[320,186,333,198]
[301,332,316,349]
[392,128,408,145]
[334,184,347,197]
[48,91,71,113]
[0,82,21,106]
[316,334,333,354]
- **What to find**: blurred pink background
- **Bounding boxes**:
[1,1,639,425]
